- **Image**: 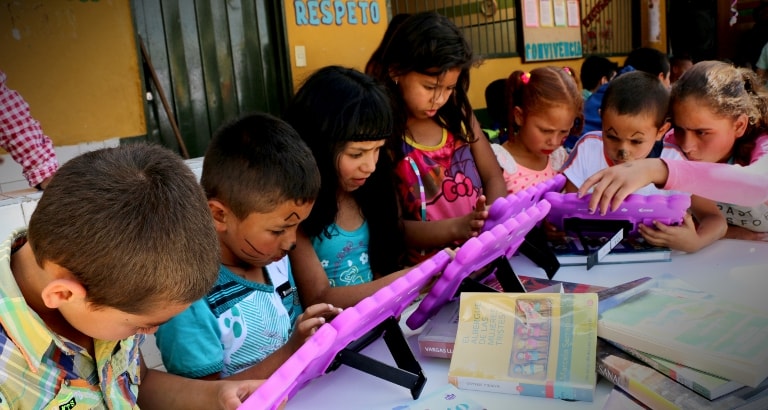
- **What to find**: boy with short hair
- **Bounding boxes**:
[0,143,264,409]
[155,112,341,381]
[562,71,726,253]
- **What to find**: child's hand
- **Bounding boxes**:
[639,213,702,253]
[217,379,283,410]
[455,195,488,240]
[579,159,667,215]
[287,303,342,351]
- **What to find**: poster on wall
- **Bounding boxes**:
[516,0,583,62]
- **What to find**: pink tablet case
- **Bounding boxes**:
[482,174,565,234]
[239,251,453,410]
[405,200,551,330]
[543,192,691,235]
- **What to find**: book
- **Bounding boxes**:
[609,340,744,400]
[482,274,607,294]
[391,384,487,410]
[597,274,768,387]
[417,300,460,359]
[603,386,650,410]
[548,234,671,266]
[448,292,599,401]
[418,277,593,359]
[597,339,768,410]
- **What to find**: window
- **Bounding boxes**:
[390,0,634,58]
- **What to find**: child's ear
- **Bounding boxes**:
[656,121,672,140]
[733,113,749,138]
[513,106,525,128]
[41,277,86,309]
[208,199,230,231]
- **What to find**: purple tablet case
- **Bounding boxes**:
[543,192,691,236]
[240,251,453,410]
[482,174,565,233]
[406,200,551,330]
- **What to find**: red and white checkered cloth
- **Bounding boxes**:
[0,70,58,187]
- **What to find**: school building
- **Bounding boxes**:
[0,0,759,192]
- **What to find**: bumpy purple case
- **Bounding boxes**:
[405,200,551,330]
[482,174,565,234]
[239,251,452,410]
[542,192,691,235]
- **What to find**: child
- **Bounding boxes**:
[284,66,413,308]
[492,67,582,194]
[0,144,264,409]
[155,113,342,381]
[579,61,768,242]
[579,55,619,100]
[366,11,507,264]
[582,47,670,135]
[563,71,726,252]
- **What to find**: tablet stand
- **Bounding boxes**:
[406,200,551,330]
[240,251,453,410]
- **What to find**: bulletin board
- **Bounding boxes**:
[516,0,583,62]
[0,0,145,145]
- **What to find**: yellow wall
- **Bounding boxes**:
[0,0,145,145]
[284,0,389,89]
[283,2,639,110]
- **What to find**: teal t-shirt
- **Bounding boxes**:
[311,221,373,287]
[154,257,301,378]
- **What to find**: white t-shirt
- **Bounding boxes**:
[562,132,687,195]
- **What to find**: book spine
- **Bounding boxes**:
[449,376,595,401]
[596,355,681,410]
[613,342,731,400]
[418,340,454,359]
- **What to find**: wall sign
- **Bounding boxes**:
[294,0,381,26]
[516,0,583,62]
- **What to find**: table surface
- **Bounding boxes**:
[286,239,768,410]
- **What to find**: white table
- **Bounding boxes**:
[286,239,768,410]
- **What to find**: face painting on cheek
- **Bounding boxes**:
[241,238,267,260]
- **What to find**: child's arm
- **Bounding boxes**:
[724,225,768,241]
[402,195,488,248]
[468,116,507,204]
[637,195,726,253]
[224,303,341,381]
[137,355,270,410]
[580,156,768,214]
[290,231,410,308]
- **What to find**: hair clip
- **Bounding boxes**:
[563,67,572,75]
[521,72,530,84]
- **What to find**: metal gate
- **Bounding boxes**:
[132,0,292,158]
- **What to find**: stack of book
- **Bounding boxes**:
[595,274,768,409]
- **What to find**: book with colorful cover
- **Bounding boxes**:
[548,234,671,266]
[609,340,744,400]
[418,276,599,360]
[448,292,599,401]
[596,339,768,410]
[597,274,768,387]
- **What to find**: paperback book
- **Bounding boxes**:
[597,274,768,387]
[602,386,650,410]
[548,234,671,266]
[418,276,598,359]
[609,340,743,400]
[448,292,599,401]
[597,339,768,410]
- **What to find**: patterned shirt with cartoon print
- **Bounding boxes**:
[395,128,483,263]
